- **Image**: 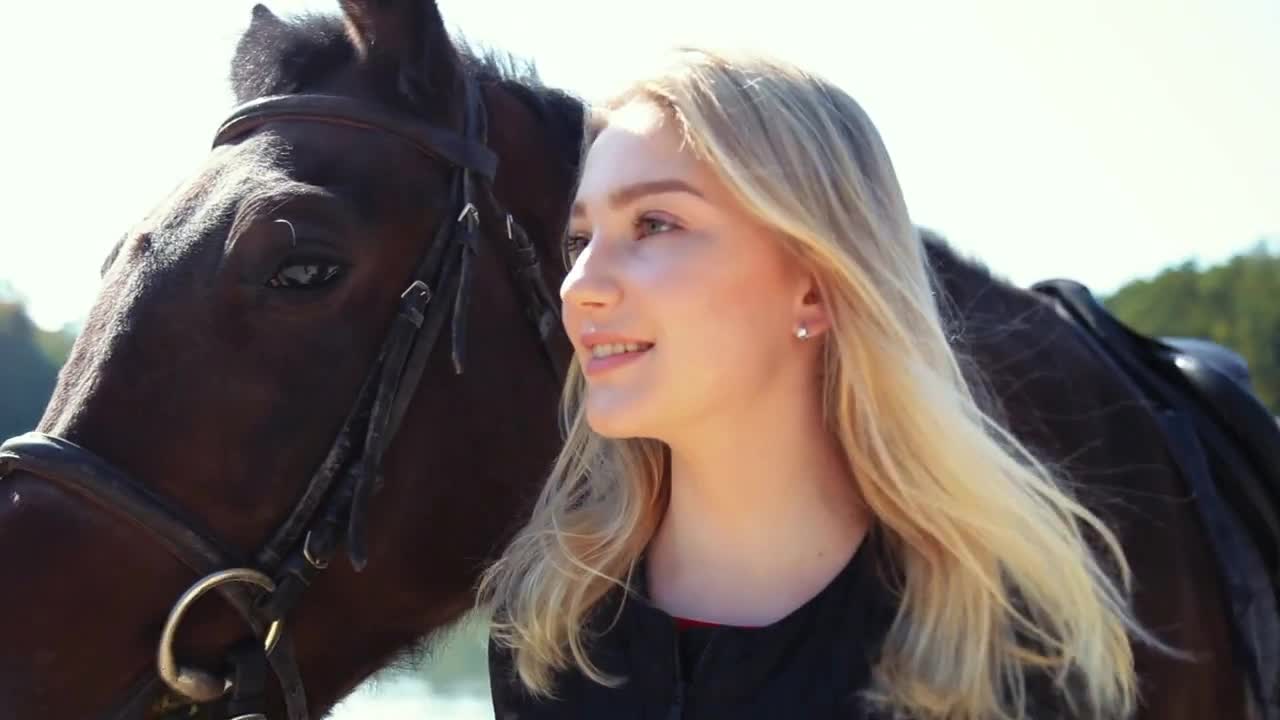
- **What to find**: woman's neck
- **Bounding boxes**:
[645,385,870,627]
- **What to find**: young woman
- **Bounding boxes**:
[478,47,1148,719]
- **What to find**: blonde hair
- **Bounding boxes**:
[479,47,1149,720]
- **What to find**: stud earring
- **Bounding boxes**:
[794,323,810,340]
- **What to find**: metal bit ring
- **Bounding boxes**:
[156,568,281,703]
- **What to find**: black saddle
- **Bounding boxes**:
[1033,278,1280,579]
[1033,278,1280,713]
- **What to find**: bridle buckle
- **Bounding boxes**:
[302,530,330,570]
[456,202,480,231]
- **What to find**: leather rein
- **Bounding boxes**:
[0,74,564,720]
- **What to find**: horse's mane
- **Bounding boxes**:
[228,8,584,174]
[919,227,1009,288]
[457,38,586,177]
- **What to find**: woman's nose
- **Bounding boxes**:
[560,243,622,312]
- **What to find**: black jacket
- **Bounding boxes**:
[488,527,913,719]
[488,527,1078,719]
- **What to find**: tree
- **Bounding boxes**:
[0,301,62,437]
[1104,240,1280,414]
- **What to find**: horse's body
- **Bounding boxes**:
[0,2,1268,718]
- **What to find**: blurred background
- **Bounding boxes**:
[1,0,1276,717]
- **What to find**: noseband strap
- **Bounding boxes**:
[0,433,308,720]
[0,72,565,720]
[0,433,237,575]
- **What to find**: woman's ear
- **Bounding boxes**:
[794,276,832,340]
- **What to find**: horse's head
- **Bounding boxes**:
[0,2,582,717]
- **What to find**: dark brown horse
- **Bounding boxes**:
[0,1,1268,719]
[0,2,580,718]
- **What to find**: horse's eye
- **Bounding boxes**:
[266,260,344,289]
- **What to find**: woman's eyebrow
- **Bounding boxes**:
[571,178,704,218]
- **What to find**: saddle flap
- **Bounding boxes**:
[1032,278,1280,565]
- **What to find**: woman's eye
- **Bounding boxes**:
[266,260,344,289]
[637,216,676,236]
[563,233,589,269]
[561,215,678,269]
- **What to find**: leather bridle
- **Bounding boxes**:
[0,73,565,720]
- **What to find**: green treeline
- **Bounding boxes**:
[1103,240,1279,414]
[0,298,75,439]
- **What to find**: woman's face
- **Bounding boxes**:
[562,101,822,441]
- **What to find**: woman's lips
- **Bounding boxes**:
[584,344,653,377]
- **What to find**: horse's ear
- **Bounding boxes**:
[231,4,294,102]
[250,3,282,25]
[241,3,289,50]
[338,0,462,116]
[233,3,357,103]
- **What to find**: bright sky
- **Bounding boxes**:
[2,0,1276,332]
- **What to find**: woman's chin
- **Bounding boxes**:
[585,411,641,439]
[584,394,656,440]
